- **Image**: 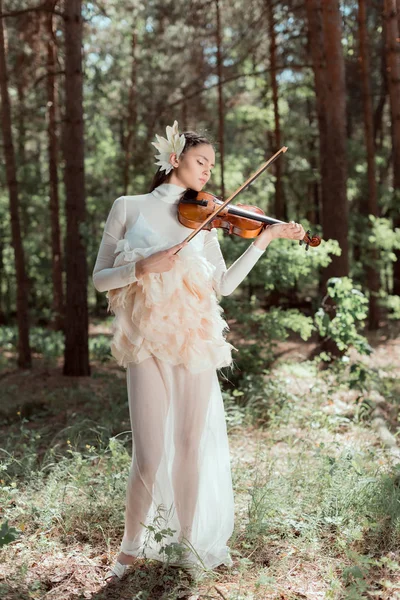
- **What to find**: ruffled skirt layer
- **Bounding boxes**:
[106,252,237,374]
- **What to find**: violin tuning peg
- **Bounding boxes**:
[299,239,303,246]
[305,229,312,251]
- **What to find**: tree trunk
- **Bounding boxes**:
[46,2,64,332]
[215,0,225,199]
[15,16,30,241]
[267,0,285,220]
[305,98,320,226]
[358,0,381,329]
[305,0,349,292]
[305,0,349,359]
[384,0,400,295]
[123,27,138,195]
[373,37,388,151]
[0,0,31,368]
[63,0,90,376]
[305,0,331,297]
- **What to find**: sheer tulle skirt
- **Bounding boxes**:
[119,356,235,570]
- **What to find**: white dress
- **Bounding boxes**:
[92,182,265,571]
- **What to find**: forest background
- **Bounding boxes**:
[1,1,400,599]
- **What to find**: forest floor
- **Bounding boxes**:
[1,322,400,600]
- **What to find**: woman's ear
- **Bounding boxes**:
[169,151,180,168]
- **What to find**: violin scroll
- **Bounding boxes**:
[299,230,321,251]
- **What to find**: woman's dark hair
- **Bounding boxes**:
[148,129,216,193]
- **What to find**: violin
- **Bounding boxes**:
[176,147,321,251]
[178,190,321,250]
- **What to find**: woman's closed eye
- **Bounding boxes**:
[198,160,212,172]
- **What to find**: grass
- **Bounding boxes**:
[1,324,400,599]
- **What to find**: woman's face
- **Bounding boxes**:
[168,144,215,191]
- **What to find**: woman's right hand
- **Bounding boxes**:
[135,241,188,279]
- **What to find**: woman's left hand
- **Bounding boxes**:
[254,221,306,250]
[263,221,305,241]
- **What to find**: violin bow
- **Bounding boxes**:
[177,146,289,250]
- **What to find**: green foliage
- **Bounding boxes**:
[0,520,20,548]
[222,294,314,382]
[368,216,400,266]
[350,214,400,292]
[246,443,400,556]
[89,334,113,362]
[233,373,297,429]
[347,361,382,393]
[0,325,113,368]
[0,326,17,353]
[314,277,372,356]
[383,295,400,320]
[221,231,341,299]
[29,327,64,359]
[259,236,341,295]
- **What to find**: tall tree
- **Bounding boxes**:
[397,0,400,31]
[305,0,349,290]
[123,26,138,195]
[215,0,225,199]
[14,13,39,238]
[384,0,400,295]
[373,36,388,151]
[358,0,381,329]
[267,0,285,220]
[45,0,64,331]
[0,0,31,368]
[62,0,90,376]
[306,96,320,226]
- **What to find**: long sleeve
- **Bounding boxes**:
[203,228,265,296]
[92,196,139,293]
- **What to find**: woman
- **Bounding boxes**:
[92,121,305,581]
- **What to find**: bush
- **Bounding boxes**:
[314,277,372,357]
[222,294,314,383]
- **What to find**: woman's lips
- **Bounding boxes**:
[199,178,206,184]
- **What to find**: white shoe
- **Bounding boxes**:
[104,560,130,581]
[222,554,234,568]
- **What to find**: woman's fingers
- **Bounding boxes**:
[288,221,305,240]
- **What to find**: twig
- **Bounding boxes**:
[34,69,65,88]
[213,587,228,600]
[166,63,312,111]
[42,571,75,598]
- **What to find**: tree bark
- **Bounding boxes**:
[63,0,90,376]
[373,37,388,151]
[358,0,381,329]
[0,0,31,368]
[267,0,285,220]
[305,97,320,226]
[15,15,31,240]
[397,0,400,31]
[384,0,400,295]
[305,0,349,292]
[123,27,138,195]
[215,0,225,199]
[46,1,64,331]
